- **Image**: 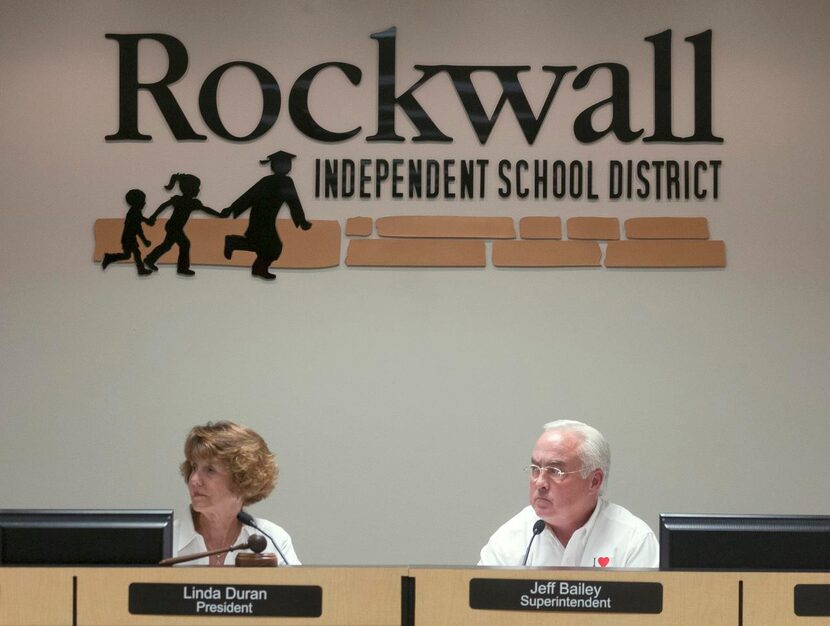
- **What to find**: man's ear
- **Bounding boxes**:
[589,469,604,493]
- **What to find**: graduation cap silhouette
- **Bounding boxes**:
[260,150,296,165]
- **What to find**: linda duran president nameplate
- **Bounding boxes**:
[129,583,322,617]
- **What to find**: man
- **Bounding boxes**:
[478,420,658,567]
[222,150,312,280]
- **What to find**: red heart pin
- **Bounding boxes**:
[597,557,610,567]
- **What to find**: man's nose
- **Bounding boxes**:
[532,473,548,489]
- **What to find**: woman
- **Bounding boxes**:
[174,421,300,566]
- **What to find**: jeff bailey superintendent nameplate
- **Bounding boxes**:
[469,578,663,613]
[128,583,322,617]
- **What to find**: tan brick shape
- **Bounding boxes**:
[625,217,710,239]
[94,218,341,269]
[605,241,726,268]
[567,217,620,240]
[375,216,515,239]
[519,217,562,239]
[345,216,373,237]
[345,239,486,267]
[492,241,601,267]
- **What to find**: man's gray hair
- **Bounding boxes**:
[543,419,611,493]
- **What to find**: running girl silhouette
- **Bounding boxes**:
[143,173,223,276]
[101,189,153,275]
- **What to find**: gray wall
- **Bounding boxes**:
[1,0,827,565]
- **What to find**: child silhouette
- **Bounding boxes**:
[144,173,223,276]
[102,189,153,275]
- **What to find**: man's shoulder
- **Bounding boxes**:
[490,505,538,537]
[478,505,539,565]
[597,500,653,535]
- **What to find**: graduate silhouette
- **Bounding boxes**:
[144,173,223,276]
[102,189,153,275]
[221,150,312,280]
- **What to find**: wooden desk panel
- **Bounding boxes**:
[74,567,405,626]
[742,572,829,625]
[411,568,737,626]
[2,567,827,626]
[0,568,73,626]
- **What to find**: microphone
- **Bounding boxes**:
[159,533,267,566]
[522,519,546,566]
[237,511,290,565]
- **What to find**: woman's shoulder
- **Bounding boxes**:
[252,516,291,537]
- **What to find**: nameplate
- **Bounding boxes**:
[128,583,322,617]
[469,578,663,613]
[794,584,830,616]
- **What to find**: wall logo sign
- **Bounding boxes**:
[105,27,720,146]
[95,27,726,278]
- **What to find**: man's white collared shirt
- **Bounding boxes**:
[478,499,658,567]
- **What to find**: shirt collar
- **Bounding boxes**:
[544,497,606,548]
[178,507,257,553]
[574,497,605,538]
[177,507,200,552]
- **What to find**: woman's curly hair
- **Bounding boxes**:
[180,421,278,506]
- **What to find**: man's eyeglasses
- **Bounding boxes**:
[524,464,585,481]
